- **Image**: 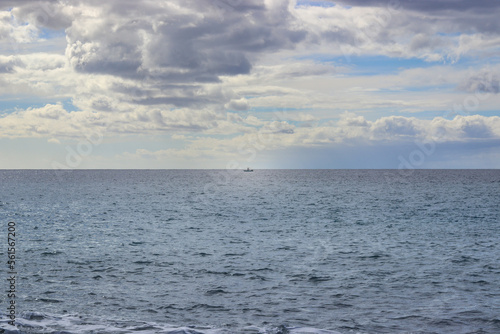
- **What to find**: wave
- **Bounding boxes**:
[0,312,342,334]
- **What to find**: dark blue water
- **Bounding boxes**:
[1,170,499,334]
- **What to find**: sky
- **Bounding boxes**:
[1,0,500,169]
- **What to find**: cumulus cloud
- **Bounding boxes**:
[0,0,298,114]
[0,103,246,138]
[257,114,500,149]
[0,103,101,138]
[4,99,498,145]
[63,0,305,81]
[115,114,500,167]
[182,113,500,146]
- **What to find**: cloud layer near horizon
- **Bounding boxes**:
[1,0,500,168]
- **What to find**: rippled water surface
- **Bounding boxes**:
[1,170,499,334]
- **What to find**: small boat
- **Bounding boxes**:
[243,167,253,172]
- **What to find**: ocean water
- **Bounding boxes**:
[0,169,499,334]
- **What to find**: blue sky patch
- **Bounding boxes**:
[39,28,66,40]
[295,1,336,8]
[0,98,79,114]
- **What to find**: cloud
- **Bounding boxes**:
[140,114,500,152]
[293,0,500,62]
[225,98,249,111]
[4,0,500,114]
[409,33,446,52]
[0,103,98,138]
[0,102,240,138]
[48,137,61,144]
[343,114,500,143]
[0,0,298,113]
[11,1,75,30]
[0,10,39,44]
[112,113,500,169]
[0,55,22,73]
[332,0,500,13]
[63,0,306,82]
[265,114,500,148]
[251,61,339,80]
[0,0,60,11]
[460,70,500,94]
[4,98,499,145]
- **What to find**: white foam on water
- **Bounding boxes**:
[0,312,344,334]
[289,328,342,334]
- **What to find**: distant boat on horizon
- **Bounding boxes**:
[243,167,253,172]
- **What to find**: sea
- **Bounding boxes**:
[0,169,499,334]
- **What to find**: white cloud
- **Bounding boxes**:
[105,113,499,169]
[48,137,61,144]
[0,55,23,72]
[225,97,249,111]
[114,114,500,161]
[0,10,39,45]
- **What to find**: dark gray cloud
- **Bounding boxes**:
[409,34,446,52]
[0,0,58,10]
[62,0,306,82]
[133,96,216,108]
[54,0,307,108]
[225,98,249,111]
[7,0,73,30]
[460,71,500,94]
